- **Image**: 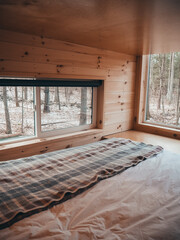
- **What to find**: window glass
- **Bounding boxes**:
[145,52,180,128]
[0,87,35,141]
[40,87,93,132]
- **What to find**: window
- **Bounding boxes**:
[145,52,180,129]
[40,87,93,133]
[0,86,35,142]
[0,78,100,142]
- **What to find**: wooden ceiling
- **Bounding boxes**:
[0,0,180,55]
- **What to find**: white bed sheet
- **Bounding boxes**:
[1,150,180,240]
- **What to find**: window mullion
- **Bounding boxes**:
[92,87,97,127]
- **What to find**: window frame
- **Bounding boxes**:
[143,54,180,130]
[134,55,180,139]
[35,86,97,138]
[0,82,98,144]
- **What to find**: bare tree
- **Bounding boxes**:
[54,87,61,110]
[15,87,19,107]
[176,76,180,125]
[3,87,12,134]
[24,87,28,100]
[43,87,50,113]
[167,52,174,103]
[80,87,87,125]
[65,88,73,106]
[157,54,165,114]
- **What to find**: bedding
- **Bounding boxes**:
[0,148,180,240]
[0,138,163,230]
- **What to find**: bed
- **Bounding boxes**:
[0,138,180,240]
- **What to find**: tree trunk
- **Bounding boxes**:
[176,77,180,125]
[65,87,71,105]
[157,54,165,112]
[158,80,162,110]
[15,87,19,107]
[167,52,174,103]
[54,87,61,110]
[54,87,58,102]
[24,87,28,100]
[3,87,12,134]
[80,87,87,125]
[43,87,50,113]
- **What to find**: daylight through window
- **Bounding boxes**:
[145,52,180,129]
[0,86,35,142]
[0,80,98,142]
[40,87,93,133]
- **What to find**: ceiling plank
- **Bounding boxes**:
[0,0,180,55]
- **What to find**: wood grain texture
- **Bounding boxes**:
[133,56,180,140]
[0,0,180,55]
[0,30,136,160]
[0,130,103,161]
[104,130,180,154]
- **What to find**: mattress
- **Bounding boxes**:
[1,149,180,240]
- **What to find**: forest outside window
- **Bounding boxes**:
[0,86,35,142]
[40,87,93,133]
[145,52,180,129]
[0,79,98,143]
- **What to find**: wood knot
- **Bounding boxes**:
[40,149,48,153]
[66,144,71,148]
[57,65,63,68]
[117,124,121,129]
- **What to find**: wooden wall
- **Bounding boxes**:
[0,30,136,160]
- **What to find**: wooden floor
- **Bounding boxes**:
[105,130,180,154]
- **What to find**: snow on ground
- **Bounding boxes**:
[0,87,92,140]
[147,96,180,127]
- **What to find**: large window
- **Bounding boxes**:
[0,79,99,143]
[145,52,180,129]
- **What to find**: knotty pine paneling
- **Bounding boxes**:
[0,30,136,159]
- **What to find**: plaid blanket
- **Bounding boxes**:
[0,138,163,229]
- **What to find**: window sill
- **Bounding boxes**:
[0,129,103,150]
[0,129,103,161]
[134,122,180,140]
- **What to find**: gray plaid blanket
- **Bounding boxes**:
[0,138,163,229]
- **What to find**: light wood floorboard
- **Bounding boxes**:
[104,130,180,154]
